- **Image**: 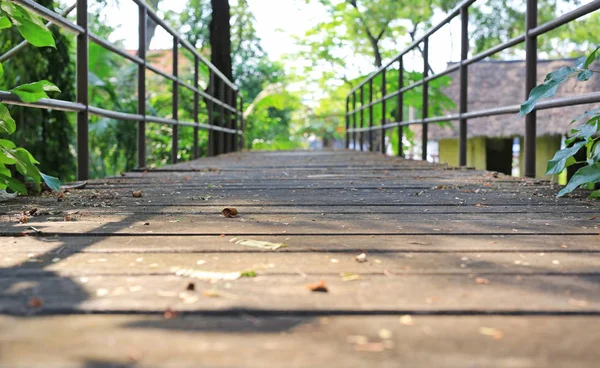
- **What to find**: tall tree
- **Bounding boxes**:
[209,0,233,81]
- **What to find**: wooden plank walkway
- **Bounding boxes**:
[1,150,600,367]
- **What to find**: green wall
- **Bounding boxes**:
[518,135,562,180]
[439,135,562,180]
[439,137,487,170]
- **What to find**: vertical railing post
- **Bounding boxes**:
[345,96,350,149]
[525,0,538,178]
[352,92,357,150]
[459,6,469,166]
[207,71,215,157]
[239,95,244,150]
[137,4,146,169]
[76,0,89,180]
[397,58,404,157]
[193,55,200,159]
[359,85,364,151]
[380,69,387,155]
[225,87,232,153]
[171,37,179,164]
[217,81,225,155]
[369,79,374,152]
[232,90,238,152]
[421,38,429,161]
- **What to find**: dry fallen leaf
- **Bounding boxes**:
[222,207,238,218]
[475,277,490,285]
[132,190,143,198]
[232,238,287,250]
[172,267,256,281]
[479,326,503,340]
[340,272,361,281]
[307,280,328,292]
[18,216,28,224]
[27,297,43,308]
[355,253,368,263]
[163,308,178,319]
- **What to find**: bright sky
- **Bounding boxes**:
[92,0,593,77]
[99,0,466,97]
[106,0,329,61]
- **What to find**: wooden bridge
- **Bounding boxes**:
[2,0,600,366]
[1,150,600,367]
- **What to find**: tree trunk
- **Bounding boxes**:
[145,0,160,51]
[209,0,233,81]
[209,0,233,154]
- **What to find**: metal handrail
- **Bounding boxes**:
[346,0,600,178]
[0,0,244,180]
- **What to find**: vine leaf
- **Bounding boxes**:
[546,141,586,176]
[589,189,600,199]
[571,108,600,124]
[0,16,11,30]
[519,67,576,116]
[558,163,600,197]
[10,80,60,103]
[574,46,600,69]
[0,173,27,195]
[578,70,594,82]
[40,172,60,191]
[0,2,55,48]
[565,119,599,145]
[0,103,16,135]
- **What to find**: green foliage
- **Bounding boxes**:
[0,1,61,195]
[520,47,600,197]
[10,80,61,103]
[0,1,55,48]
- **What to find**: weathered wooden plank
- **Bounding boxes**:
[0,274,598,314]
[1,214,596,235]
[2,234,596,253]
[0,315,598,368]
[0,149,599,366]
[1,251,599,276]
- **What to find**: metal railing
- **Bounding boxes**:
[0,0,244,180]
[345,0,600,178]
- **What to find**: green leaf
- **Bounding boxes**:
[590,142,600,165]
[520,66,580,116]
[571,108,600,124]
[0,103,16,134]
[40,172,60,191]
[565,119,600,145]
[558,163,600,197]
[589,189,600,199]
[8,147,41,188]
[10,80,61,103]
[0,62,3,79]
[578,70,593,82]
[544,66,577,82]
[0,174,27,195]
[0,16,12,30]
[545,141,586,175]
[575,46,600,69]
[0,2,55,48]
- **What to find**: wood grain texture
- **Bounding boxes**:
[0,150,599,367]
